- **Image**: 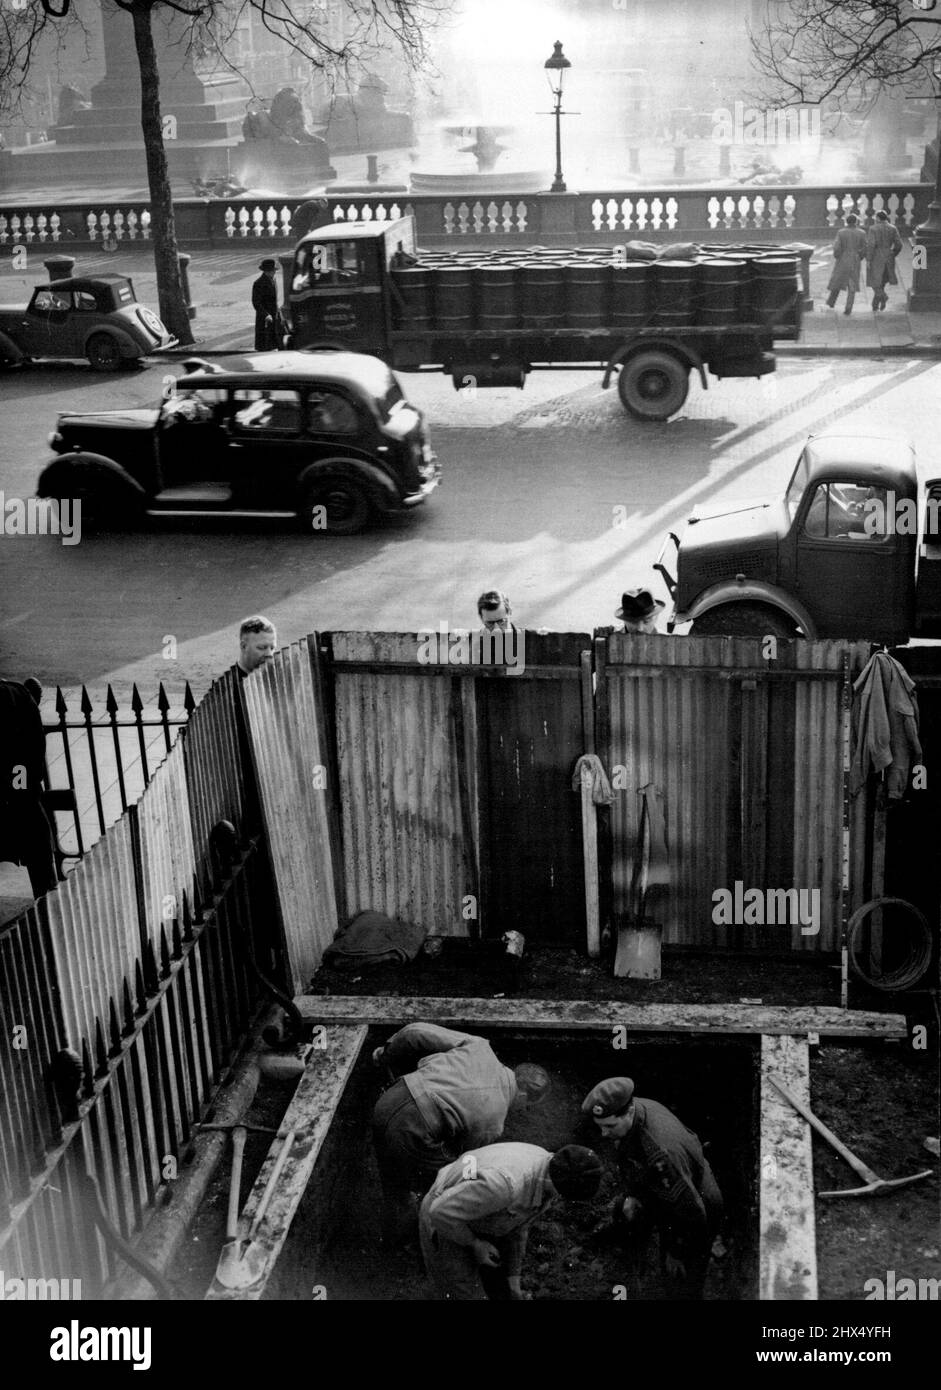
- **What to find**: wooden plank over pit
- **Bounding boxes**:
[760,1034,817,1300]
[205,1024,368,1301]
[294,996,907,1038]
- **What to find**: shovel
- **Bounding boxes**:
[219,1124,247,1273]
[214,1128,297,1289]
[769,1076,934,1199]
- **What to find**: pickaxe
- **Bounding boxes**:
[769,1076,934,1199]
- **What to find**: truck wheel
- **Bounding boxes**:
[86,333,124,372]
[689,603,799,638]
[617,352,689,421]
[299,477,371,535]
[39,459,143,531]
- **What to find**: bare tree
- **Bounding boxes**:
[6,0,451,345]
[750,0,941,106]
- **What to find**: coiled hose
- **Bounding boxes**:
[846,896,934,991]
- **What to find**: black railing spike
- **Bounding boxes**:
[105,684,119,716]
[108,997,122,1056]
[171,919,183,961]
[157,682,170,714]
[159,925,171,979]
[183,682,197,714]
[181,887,194,940]
[135,960,148,1015]
[130,684,144,715]
[122,979,135,1035]
[94,1019,108,1078]
[55,685,68,717]
[144,940,159,995]
[81,1040,94,1098]
[80,685,93,717]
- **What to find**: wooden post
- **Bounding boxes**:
[579,761,601,959]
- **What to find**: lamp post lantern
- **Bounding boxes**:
[909,51,941,310]
[544,40,572,193]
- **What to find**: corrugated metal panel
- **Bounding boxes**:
[136,740,197,952]
[241,639,339,993]
[183,668,248,871]
[44,813,140,1056]
[331,632,469,937]
[602,635,869,952]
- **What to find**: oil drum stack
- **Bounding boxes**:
[390,244,799,336]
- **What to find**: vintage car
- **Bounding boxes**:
[38,350,440,534]
[0,274,176,370]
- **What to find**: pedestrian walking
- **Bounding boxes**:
[826,214,868,315]
[251,259,280,351]
[0,678,59,899]
[866,211,904,311]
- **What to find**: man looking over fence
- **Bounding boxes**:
[236,616,277,678]
[372,1023,550,1246]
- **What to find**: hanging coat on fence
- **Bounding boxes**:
[827,225,868,294]
[866,220,903,291]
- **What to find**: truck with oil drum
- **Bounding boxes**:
[283,215,802,421]
[656,432,941,643]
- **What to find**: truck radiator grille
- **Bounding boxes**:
[697,553,766,580]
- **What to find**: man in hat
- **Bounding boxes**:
[616,587,665,634]
[582,1076,723,1299]
[0,677,58,899]
[251,259,280,351]
[372,1022,550,1245]
[419,1141,603,1300]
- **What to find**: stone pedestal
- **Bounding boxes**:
[229,137,336,194]
[538,191,579,242]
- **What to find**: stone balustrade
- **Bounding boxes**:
[0,184,931,252]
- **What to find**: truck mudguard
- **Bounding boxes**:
[602,337,708,392]
[677,578,818,638]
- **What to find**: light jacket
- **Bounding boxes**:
[383,1023,517,1146]
[423,1142,553,1273]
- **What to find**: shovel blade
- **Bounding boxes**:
[213,1238,266,1290]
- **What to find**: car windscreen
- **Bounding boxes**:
[292,240,362,292]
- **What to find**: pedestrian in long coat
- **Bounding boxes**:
[826,214,868,315]
[251,259,280,350]
[866,211,904,310]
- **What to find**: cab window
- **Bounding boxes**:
[32,289,71,313]
[802,482,889,541]
[232,388,302,433]
[292,240,361,291]
[72,290,97,311]
[307,391,359,433]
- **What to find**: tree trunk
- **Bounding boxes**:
[129,0,193,345]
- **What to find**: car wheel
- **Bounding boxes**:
[86,333,124,372]
[617,352,689,421]
[299,477,371,535]
[39,460,143,532]
[689,603,799,638]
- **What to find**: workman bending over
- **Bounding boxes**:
[371,1022,549,1245]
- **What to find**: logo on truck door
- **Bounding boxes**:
[323,301,357,332]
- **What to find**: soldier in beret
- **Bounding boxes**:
[582,1076,723,1299]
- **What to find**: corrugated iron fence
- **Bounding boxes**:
[0,669,283,1292]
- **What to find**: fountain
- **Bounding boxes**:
[409,119,549,195]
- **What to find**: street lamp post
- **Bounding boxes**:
[908,51,941,311]
[544,40,571,193]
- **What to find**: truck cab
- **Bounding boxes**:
[661,434,937,644]
[286,217,413,357]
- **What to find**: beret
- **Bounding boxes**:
[581,1077,635,1119]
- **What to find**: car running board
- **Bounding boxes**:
[145,507,297,519]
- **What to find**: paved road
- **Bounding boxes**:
[1,354,939,701]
